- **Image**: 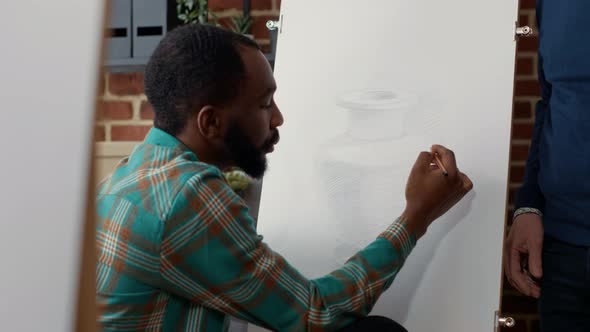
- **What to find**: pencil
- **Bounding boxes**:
[434,153,449,177]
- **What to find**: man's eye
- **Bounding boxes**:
[262,99,273,109]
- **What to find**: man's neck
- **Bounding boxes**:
[175,132,231,172]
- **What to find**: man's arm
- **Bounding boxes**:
[513,83,548,215]
[160,145,472,331]
[504,0,550,299]
[159,168,416,331]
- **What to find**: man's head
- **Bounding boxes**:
[145,24,283,178]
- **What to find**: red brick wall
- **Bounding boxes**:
[96,1,542,330]
[502,0,541,331]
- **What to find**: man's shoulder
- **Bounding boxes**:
[97,147,227,221]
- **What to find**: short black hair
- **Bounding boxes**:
[144,24,261,135]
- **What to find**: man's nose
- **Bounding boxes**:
[271,105,284,128]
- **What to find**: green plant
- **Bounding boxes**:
[230,14,253,35]
[223,168,253,195]
[176,0,217,25]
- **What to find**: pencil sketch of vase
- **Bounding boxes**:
[338,89,417,140]
[314,89,425,267]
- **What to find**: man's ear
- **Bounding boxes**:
[196,105,223,140]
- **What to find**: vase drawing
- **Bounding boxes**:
[314,88,431,267]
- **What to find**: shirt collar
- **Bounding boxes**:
[143,127,192,152]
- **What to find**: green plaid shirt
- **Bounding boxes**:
[96,128,417,332]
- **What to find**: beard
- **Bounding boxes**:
[223,122,279,179]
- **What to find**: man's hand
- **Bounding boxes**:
[402,145,473,238]
[503,213,544,298]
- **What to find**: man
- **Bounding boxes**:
[503,0,590,331]
[96,24,472,331]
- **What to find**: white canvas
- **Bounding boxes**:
[0,1,104,330]
[254,1,519,331]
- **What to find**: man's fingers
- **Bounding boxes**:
[509,248,535,297]
[459,172,473,192]
[414,151,433,172]
[431,145,458,178]
[526,275,541,298]
[528,237,544,279]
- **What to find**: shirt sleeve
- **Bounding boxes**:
[159,168,416,332]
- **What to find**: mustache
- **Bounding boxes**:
[263,130,280,149]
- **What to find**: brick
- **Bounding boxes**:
[208,0,241,11]
[95,125,106,141]
[108,73,144,96]
[251,15,277,40]
[510,165,526,183]
[275,0,281,9]
[96,101,133,120]
[508,187,517,205]
[97,72,106,96]
[512,123,534,139]
[520,0,536,10]
[511,144,530,161]
[502,295,539,314]
[518,14,529,27]
[513,100,532,119]
[517,36,539,52]
[516,57,534,76]
[252,0,273,10]
[140,101,155,120]
[111,125,151,141]
[514,80,540,97]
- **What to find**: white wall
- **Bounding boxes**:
[0,1,104,331]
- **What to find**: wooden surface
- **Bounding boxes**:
[74,1,111,331]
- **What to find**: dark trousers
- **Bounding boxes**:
[337,316,408,332]
[539,235,590,332]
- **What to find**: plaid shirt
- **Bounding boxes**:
[96,128,417,332]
